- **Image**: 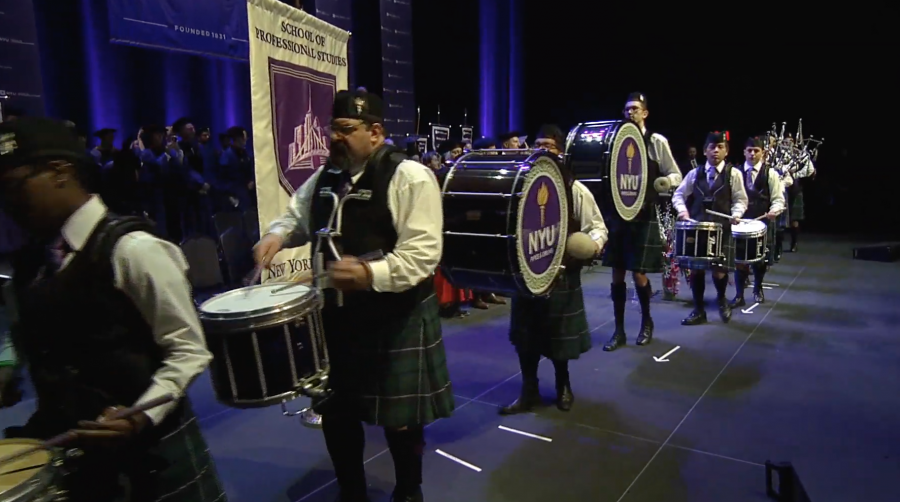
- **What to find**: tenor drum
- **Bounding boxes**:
[440,150,570,296]
[732,220,768,264]
[0,439,65,501]
[564,119,650,221]
[198,284,328,408]
[674,221,723,267]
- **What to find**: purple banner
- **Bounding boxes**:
[379,0,414,138]
[0,0,45,119]
[307,0,354,88]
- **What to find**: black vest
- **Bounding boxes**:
[310,146,434,321]
[688,164,733,227]
[742,164,771,219]
[10,216,183,438]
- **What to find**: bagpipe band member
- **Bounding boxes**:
[767,133,790,262]
[501,124,607,415]
[731,136,784,306]
[787,150,815,253]
[603,92,682,351]
[672,131,749,326]
[252,89,454,502]
[0,117,226,502]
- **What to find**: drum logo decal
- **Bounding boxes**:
[610,122,649,221]
[707,234,717,258]
[516,155,569,296]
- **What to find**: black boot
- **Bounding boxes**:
[499,378,541,415]
[603,282,627,351]
[752,264,766,303]
[552,360,573,411]
[774,231,784,262]
[713,274,732,323]
[682,273,707,326]
[385,427,425,502]
[635,282,654,346]
[730,269,746,308]
[789,226,798,252]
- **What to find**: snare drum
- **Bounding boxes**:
[732,220,768,264]
[674,221,723,267]
[440,150,570,296]
[198,283,328,408]
[0,439,64,501]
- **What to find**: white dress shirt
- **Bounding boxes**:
[572,180,609,248]
[744,161,785,214]
[0,196,212,425]
[672,161,749,219]
[268,159,443,293]
[643,129,683,187]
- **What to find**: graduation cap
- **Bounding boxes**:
[498,131,523,144]
[705,130,729,146]
[93,128,117,138]
[171,117,194,134]
[438,138,464,155]
[535,124,565,148]
[745,135,765,149]
[473,137,496,149]
[625,92,648,109]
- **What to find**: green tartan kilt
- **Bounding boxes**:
[789,189,805,222]
[509,270,591,361]
[677,227,736,271]
[601,212,665,274]
[320,294,455,429]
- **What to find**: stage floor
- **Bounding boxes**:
[2,236,899,502]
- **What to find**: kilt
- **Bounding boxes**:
[509,269,591,361]
[777,203,790,229]
[762,218,777,266]
[676,225,736,271]
[602,212,665,274]
[320,294,455,429]
[789,189,805,222]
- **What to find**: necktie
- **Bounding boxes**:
[707,167,717,186]
[746,168,754,185]
[48,237,71,272]
[337,170,353,199]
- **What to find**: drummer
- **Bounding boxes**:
[672,131,748,325]
[731,136,784,306]
[0,117,227,501]
[602,92,682,351]
[253,88,454,502]
[500,124,607,414]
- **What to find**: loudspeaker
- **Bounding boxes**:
[852,243,900,262]
[765,461,812,502]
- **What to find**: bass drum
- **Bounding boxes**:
[564,120,651,222]
[440,150,570,297]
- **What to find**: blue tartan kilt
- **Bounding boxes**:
[509,269,591,361]
[601,212,665,274]
[789,189,805,222]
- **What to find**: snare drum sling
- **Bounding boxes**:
[309,148,455,428]
[8,216,225,502]
[685,164,736,270]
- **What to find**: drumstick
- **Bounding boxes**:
[0,394,175,467]
[243,266,263,297]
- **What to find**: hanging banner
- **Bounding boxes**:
[248,0,350,283]
[461,126,474,143]
[0,0,45,118]
[107,0,250,60]
[431,124,449,151]
[416,136,427,155]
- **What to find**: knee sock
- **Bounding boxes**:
[518,351,541,385]
[789,226,798,247]
[384,426,425,497]
[690,272,706,311]
[636,281,653,320]
[733,269,747,298]
[552,359,570,389]
[322,412,367,497]
[753,264,767,291]
[712,273,729,300]
[611,282,627,331]
[775,231,784,254]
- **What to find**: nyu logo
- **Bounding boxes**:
[527,223,560,263]
[618,173,640,194]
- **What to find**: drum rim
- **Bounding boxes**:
[675,221,723,230]
[0,438,56,498]
[198,284,320,332]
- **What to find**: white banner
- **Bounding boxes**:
[248,0,350,283]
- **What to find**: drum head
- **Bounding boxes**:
[733,220,766,234]
[199,283,316,323]
[0,439,53,496]
[610,121,649,221]
[515,154,569,296]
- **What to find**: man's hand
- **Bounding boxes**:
[677,211,690,221]
[329,256,373,291]
[74,407,151,448]
[766,211,778,221]
[731,216,742,225]
[254,233,284,267]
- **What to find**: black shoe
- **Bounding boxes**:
[602,330,627,351]
[729,296,746,308]
[636,318,653,346]
[682,309,707,326]
[790,244,798,253]
[389,487,423,502]
[718,298,732,323]
[556,384,574,411]
[499,384,541,415]
[753,289,765,304]
[337,492,371,502]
